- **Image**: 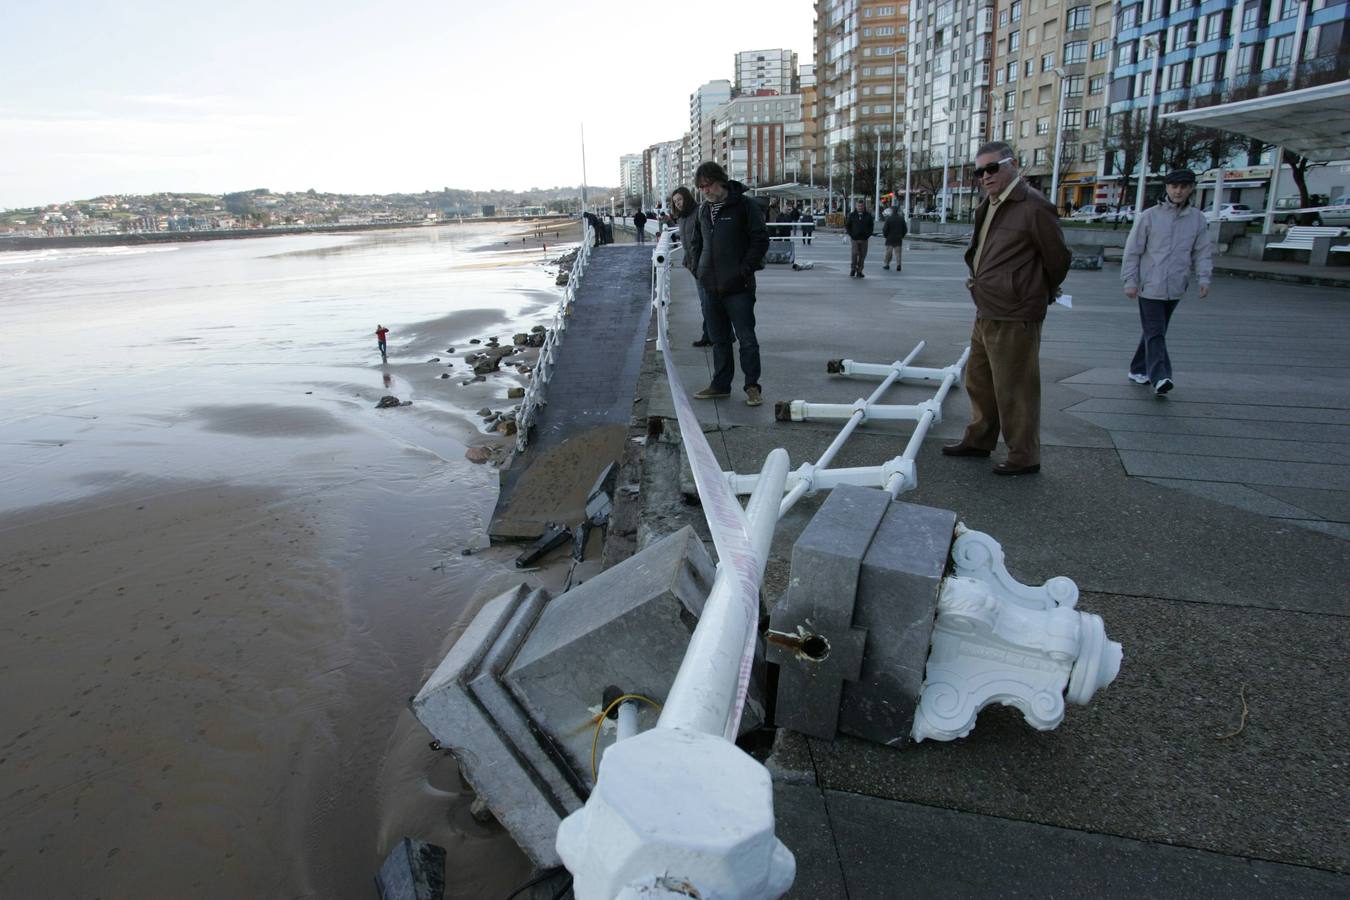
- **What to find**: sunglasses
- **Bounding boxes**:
[973,158,1014,178]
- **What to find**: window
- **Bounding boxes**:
[1198,54,1218,83]
[1028,27,1038,45]
[1062,109,1082,129]
[1119,43,1136,66]
[1020,119,1031,138]
[1067,5,1091,29]
[1066,75,1084,97]
[878,5,895,13]
[1085,108,1102,128]
[877,26,895,36]
[1167,62,1190,89]
[1004,90,1016,111]
[1009,30,1019,51]
[1064,40,1087,63]
[1089,75,1105,94]
[1273,34,1294,66]
[1011,0,1022,22]
[1036,115,1051,134]
[1082,142,1100,161]
[997,69,1005,85]
[1007,61,1018,82]
[1241,1,1260,31]
[863,27,873,36]
[1042,52,1056,71]
[999,8,1009,25]
[1120,4,1139,28]
[1002,120,1014,140]
[1234,43,1261,75]
[1280,0,1299,16]
[1092,39,1110,60]
[1025,59,1035,77]
[1034,147,1048,165]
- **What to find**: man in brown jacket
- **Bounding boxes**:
[942,141,1071,475]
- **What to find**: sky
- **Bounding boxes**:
[1,0,814,209]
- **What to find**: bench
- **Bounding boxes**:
[1262,226,1347,255]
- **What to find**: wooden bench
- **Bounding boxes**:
[1262,226,1347,256]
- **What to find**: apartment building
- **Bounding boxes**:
[814,1,911,173]
[736,48,801,95]
[619,154,644,203]
[709,93,806,186]
[689,80,734,166]
[799,64,822,181]
[1107,0,1350,207]
[643,140,683,209]
[989,0,1116,211]
[905,0,994,209]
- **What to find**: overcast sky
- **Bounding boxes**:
[1,0,814,208]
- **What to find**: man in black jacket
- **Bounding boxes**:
[846,200,875,277]
[633,209,647,243]
[687,161,769,407]
[882,204,907,271]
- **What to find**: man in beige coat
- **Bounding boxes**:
[943,141,1071,476]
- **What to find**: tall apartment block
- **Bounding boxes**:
[987,0,1116,212]
[905,0,995,207]
[1107,0,1350,205]
[643,140,683,209]
[735,48,801,95]
[814,1,911,175]
[690,80,734,168]
[619,154,645,204]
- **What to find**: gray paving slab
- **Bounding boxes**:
[773,783,848,900]
[1065,397,1350,426]
[1114,430,1347,464]
[823,791,1350,899]
[1251,484,1350,523]
[1142,477,1325,519]
[1073,410,1350,444]
[804,591,1350,874]
[1118,449,1350,491]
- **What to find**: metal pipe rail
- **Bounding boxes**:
[513,219,594,451]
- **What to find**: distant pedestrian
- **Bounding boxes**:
[802,208,815,244]
[942,141,1071,476]
[669,186,711,348]
[375,324,389,363]
[882,204,907,272]
[1121,168,1213,397]
[688,161,769,407]
[846,199,874,277]
[633,209,648,243]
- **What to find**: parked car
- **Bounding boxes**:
[1063,204,1111,223]
[1100,205,1136,224]
[1316,195,1350,227]
[1274,195,1329,226]
[1205,203,1260,223]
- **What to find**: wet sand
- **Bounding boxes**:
[0,222,583,898]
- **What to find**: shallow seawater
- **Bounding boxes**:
[0,222,577,898]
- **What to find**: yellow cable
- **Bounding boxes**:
[589,693,663,782]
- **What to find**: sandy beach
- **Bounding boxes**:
[0,220,582,898]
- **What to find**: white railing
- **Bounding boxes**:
[554,228,795,899]
[513,219,594,451]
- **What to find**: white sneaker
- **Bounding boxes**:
[1128,373,1150,384]
[1154,378,1174,396]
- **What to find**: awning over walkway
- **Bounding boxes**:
[1160,80,1350,162]
[749,182,833,202]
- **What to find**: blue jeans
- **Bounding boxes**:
[1129,296,1179,383]
[702,289,760,391]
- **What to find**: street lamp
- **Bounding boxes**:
[891,46,901,215]
[1133,34,1162,214]
[1049,66,1068,215]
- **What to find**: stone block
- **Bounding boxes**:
[504,526,766,782]
[768,485,956,746]
[375,837,446,900]
[411,584,573,867]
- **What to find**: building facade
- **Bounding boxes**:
[735,48,801,95]
[1106,0,1350,208]
[710,93,806,186]
[689,80,734,167]
[644,139,683,209]
[619,154,645,204]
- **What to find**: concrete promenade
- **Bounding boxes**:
[623,231,1348,896]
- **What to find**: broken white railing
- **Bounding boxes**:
[555,228,794,899]
[514,219,594,451]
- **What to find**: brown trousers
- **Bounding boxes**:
[884,243,903,268]
[850,239,869,272]
[960,317,1043,467]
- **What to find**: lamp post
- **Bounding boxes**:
[1049,66,1068,215]
[891,46,901,216]
[1133,34,1162,214]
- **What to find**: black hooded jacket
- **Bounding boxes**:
[689,180,769,299]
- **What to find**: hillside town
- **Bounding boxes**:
[620,1,1350,220]
[0,185,612,238]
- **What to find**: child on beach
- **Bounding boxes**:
[375,325,389,362]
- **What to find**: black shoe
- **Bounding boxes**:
[857,271,865,278]
[692,338,712,347]
[849,270,857,277]
[883,265,890,270]
[993,462,1041,476]
[941,443,991,458]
